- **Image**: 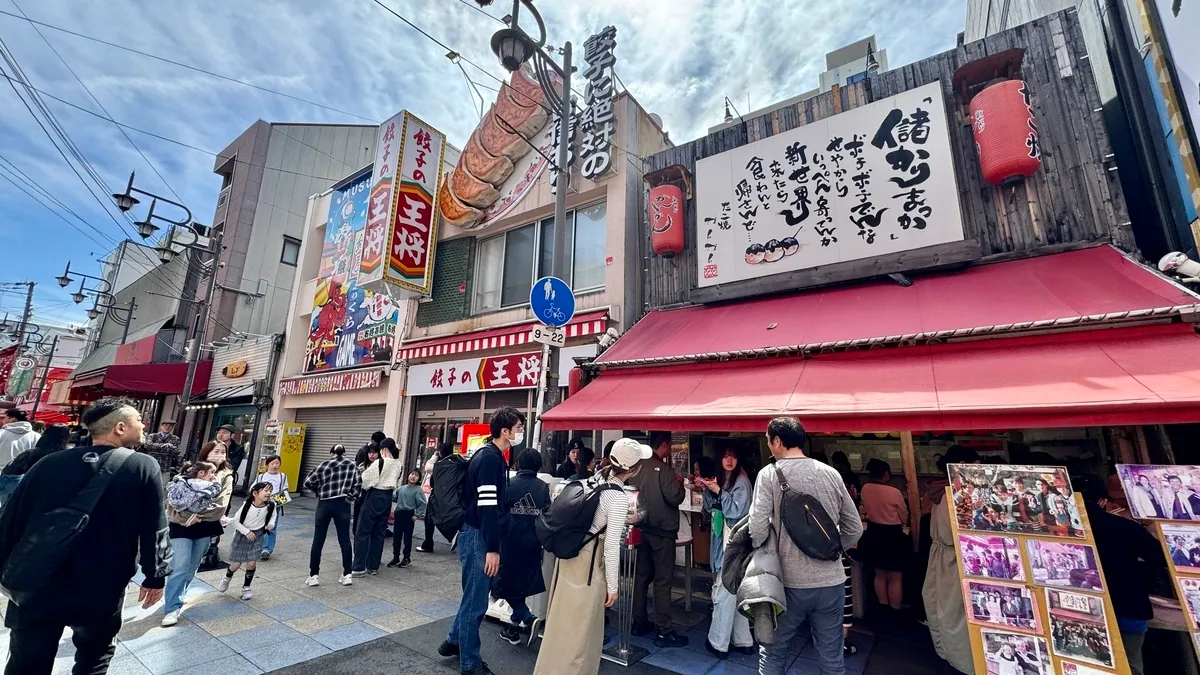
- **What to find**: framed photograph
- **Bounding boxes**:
[1060,661,1112,675]
[963,579,1039,633]
[1046,589,1115,669]
[1025,539,1104,592]
[948,464,1084,538]
[1116,464,1200,521]
[1160,523,1200,574]
[1178,576,1200,630]
[958,534,1026,582]
[981,629,1052,675]
[1192,632,1200,663]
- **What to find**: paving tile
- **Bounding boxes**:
[785,658,824,675]
[371,585,441,610]
[120,624,211,656]
[338,599,403,620]
[261,599,327,622]
[196,610,275,637]
[282,609,356,635]
[643,645,721,675]
[180,598,254,624]
[309,620,388,651]
[313,587,373,609]
[217,622,305,653]
[412,599,459,620]
[241,635,331,671]
[133,635,236,673]
[159,653,262,675]
[705,663,758,675]
[97,656,153,675]
[237,582,305,611]
[251,565,310,582]
[363,609,437,634]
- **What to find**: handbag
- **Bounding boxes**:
[0,449,133,605]
[773,464,843,562]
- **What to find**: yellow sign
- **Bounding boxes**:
[279,422,306,490]
[222,360,250,378]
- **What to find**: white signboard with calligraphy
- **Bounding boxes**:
[695,80,965,288]
[407,351,542,396]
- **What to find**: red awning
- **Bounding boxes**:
[399,310,609,361]
[101,360,213,397]
[544,324,1200,432]
[598,245,1199,366]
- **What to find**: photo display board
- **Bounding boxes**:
[946,464,1131,675]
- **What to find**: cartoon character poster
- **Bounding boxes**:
[305,172,399,373]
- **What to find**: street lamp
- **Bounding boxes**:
[86,307,100,320]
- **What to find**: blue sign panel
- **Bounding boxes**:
[530,276,575,328]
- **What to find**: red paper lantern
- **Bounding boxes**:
[970,79,1041,186]
[567,367,583,398]
[648,184,685,258]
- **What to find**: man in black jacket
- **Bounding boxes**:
[0,396,172,674]
[628,431,688,647]
[216,424,245,480]
[1075,473,1166,675]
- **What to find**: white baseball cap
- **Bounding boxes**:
[609,438,652,471]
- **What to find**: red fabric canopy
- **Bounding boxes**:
[102,360,212,397]
[544,324,1200,432]
[599,245,1198,365]
[398,310,609,361]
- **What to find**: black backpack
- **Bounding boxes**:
[0,448,133,606]
[429,454,468,540]
[774,464,843,562]
[536,480,622,560]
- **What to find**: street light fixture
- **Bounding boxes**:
[111,172,141,212]
[491,28,535,72]
[86,307,100,320]
[134,199,162,239]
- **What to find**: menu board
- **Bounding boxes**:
[947,464,1131,675]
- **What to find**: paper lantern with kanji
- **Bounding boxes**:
[648,184,685,258]
[969,79,1041,186]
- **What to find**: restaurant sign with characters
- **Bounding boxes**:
[407,351,542,396]
[694,80,965,288]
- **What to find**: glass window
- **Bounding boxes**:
[572,202,606,290]
[473,235,505,312]
[538,215,575,283]
[280,236,301,266]
[501,224,535,307]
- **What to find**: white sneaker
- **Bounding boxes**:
[216,576,231,593]
[339,574,353,586]
[241,587,253,601]
[161,610,181,627]
[305,575,320,587]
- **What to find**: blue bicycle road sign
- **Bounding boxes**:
[530,276,575,328]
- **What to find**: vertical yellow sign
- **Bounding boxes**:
[279,423,306,491]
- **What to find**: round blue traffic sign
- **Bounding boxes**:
[530,276,575,328]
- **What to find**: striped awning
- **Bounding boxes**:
[398,310,608,361]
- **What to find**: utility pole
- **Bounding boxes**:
[119,297,137,344]
[14,281,33,353]
[177,229,223,456]
[29,334,58,420]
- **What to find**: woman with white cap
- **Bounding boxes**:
[533,438,647,675]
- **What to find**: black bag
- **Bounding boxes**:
[430,454,468,540]
[536,480,622,559]
[0,448,133,605]
[774,464,843,562]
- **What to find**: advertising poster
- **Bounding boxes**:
[279,422,305,491]
[949,464,1084,538]
[385,112,446,294]
[1117,464,1200,521]
[305,172,399,373]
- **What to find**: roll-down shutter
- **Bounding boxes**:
[295,405,386,491]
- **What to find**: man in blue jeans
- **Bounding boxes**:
[750,417,863,674]
[438,407,524,675]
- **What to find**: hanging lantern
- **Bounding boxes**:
[567,367,583,398]
[969,79,1041,186]
[648,184,685,258]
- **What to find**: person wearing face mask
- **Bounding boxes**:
[438,407,525,675]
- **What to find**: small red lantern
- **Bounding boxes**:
[970,79,1041,186]
[648,184,684,258]
[567,367,583,398]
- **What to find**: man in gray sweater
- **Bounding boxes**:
[750,417,863,675]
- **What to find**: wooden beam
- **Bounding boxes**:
[691,239,983,305]
[1133,426,1152,464]
[899,431,922,553]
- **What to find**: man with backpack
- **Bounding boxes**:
[0,397,172,674]
[628,431,689,648]
[750,417,863,675]
[437,407,524,675]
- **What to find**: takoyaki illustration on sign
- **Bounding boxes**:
[745,238,801,265]
[745,243,766,265]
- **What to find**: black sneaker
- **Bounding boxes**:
[732,645,756,656]
[417,545,434,553]
[500,623,522,645]
[386,559,402,568]
[367,569,379,576]
[630,620,653,637]
[399,558,412,568]
[437,640,459,657]
[704,638,727,659]
[655,630,689,648]
[844,639,858,657]
[462,663,495,675]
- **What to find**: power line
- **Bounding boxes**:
[0,8,377,123]
[0,165,111,248]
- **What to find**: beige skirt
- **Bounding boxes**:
[533,537,607,675]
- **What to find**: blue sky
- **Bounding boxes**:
[0,0,966,327]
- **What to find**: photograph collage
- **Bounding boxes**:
[950,464,1123,675]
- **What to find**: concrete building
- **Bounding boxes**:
[709,35,889,134]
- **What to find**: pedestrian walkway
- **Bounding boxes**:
[0,497,461,675]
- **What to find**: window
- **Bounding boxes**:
[280,236,301,266]
[473,202,607,313]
